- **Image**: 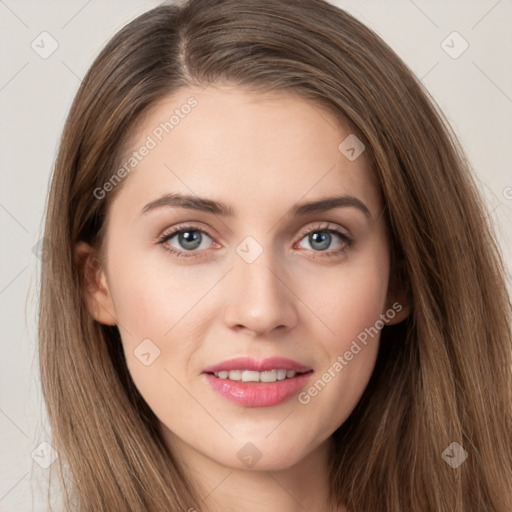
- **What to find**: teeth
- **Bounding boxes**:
[227,370,242,380]
[260,370,276,382]
[242,370,260,382]
[213,369,299,382]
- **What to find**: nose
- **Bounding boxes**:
[222,246,299,336]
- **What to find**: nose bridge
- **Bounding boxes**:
[222,236,298,335]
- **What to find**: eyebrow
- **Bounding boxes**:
[140,193,371,219]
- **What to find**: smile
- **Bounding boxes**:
[211,369,303,382]
[202,356,313,407]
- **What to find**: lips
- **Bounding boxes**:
[202,356,313,407]
[202,356,312,374]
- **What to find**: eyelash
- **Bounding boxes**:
[156,222,353,259]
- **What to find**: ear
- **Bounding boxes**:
[75,241,117,326]
[384,262,411,325]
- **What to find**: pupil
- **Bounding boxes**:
[179,231,201,250]
[310,231,330,251]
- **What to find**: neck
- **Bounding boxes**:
[163,430,344,512]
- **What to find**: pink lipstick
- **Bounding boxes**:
[202,356,313,407]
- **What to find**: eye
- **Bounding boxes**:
[157,225,216,258]
[156,222,353,260]
[295,223,352,257]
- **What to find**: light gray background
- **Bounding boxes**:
[1,1,511,510]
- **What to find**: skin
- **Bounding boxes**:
[77,84,409,512]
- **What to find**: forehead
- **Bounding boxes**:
[109,84,381,223]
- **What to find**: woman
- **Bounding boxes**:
[38,0,512,510]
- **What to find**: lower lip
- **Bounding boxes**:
[203,372,312,407]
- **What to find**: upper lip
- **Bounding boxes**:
[203,356,312,374]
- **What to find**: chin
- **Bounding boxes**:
[209,436,318,472]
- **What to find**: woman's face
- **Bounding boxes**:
[80,84,405,472]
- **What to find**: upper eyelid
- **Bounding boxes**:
[159,224,352,261]
[159,223,214,241]
[159,222,351,246]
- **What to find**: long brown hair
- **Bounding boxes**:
[38,0,512,510]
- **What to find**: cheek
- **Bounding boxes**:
[292,249,389,431]
[105,250,217,389]
[296,241,390,349]
[106,244,213,338]
[331,271,387,348]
